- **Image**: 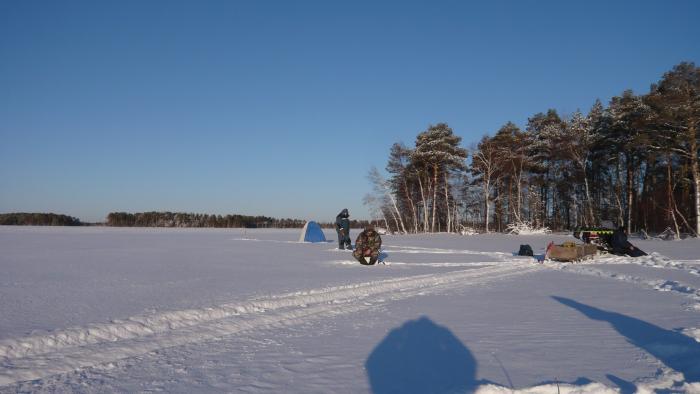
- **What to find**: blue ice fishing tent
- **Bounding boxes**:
[299,221,327,243]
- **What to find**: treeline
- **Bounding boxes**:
[106,212,373,229]
[0,211,371,229]
[106,212,308,228]
[0,213,83,226]
[368,62,699,237]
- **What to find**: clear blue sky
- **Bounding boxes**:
[1,0,699,223]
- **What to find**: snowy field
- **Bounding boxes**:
[1,226,699,393]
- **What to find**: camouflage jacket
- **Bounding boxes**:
[354,230,382,256]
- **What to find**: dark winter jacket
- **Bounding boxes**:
[610,227,628,250]
[610,227,646,257]
[353,229,382,258]
[335,209,350,235]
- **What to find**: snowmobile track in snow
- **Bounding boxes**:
[0,262,537,386]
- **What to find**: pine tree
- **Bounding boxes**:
[646,62,700,236]
[412,123,468,232]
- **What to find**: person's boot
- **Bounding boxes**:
[356,255,369,265]
[368,257,377,265]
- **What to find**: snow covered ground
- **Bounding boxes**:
[1,226,699,393]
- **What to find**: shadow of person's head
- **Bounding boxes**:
[365,316,477,393]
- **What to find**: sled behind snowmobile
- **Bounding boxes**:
[545,241,599,262]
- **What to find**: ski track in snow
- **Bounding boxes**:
[0,261,538,386]
[232,238,313,244]
[377,261,496,268]
[328,260,494,268]
[382,244,511,259]
[326,244,510,260]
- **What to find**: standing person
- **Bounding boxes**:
[335,208,352,250]
[353,224,382,265]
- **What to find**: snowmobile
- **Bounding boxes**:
[573,226,647,257]
[573,227,614,245]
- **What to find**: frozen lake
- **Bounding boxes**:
[1,226,699,393]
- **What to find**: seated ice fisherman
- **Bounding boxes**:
[353,224,382,265]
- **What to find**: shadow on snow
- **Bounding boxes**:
[553,296,700,386]
[363,312,667,393]
[365,316,477,394]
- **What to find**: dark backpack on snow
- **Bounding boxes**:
[518,244,534,256]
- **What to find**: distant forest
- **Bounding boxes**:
[105,212,376,229]
[0,213,83,226]
[106,212,305,228]
[105,212,370,229]
[365,62,700,237]
[0,211,371,229]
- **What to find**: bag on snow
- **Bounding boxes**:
[518,244,534,256]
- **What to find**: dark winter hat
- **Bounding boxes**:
[365,223,375,231]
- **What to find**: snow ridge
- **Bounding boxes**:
[0,262,537,386]
[545,254,700,306]
[593,252,700,276]
[553,264,700,302]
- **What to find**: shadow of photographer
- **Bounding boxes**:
[365,316,477,393]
